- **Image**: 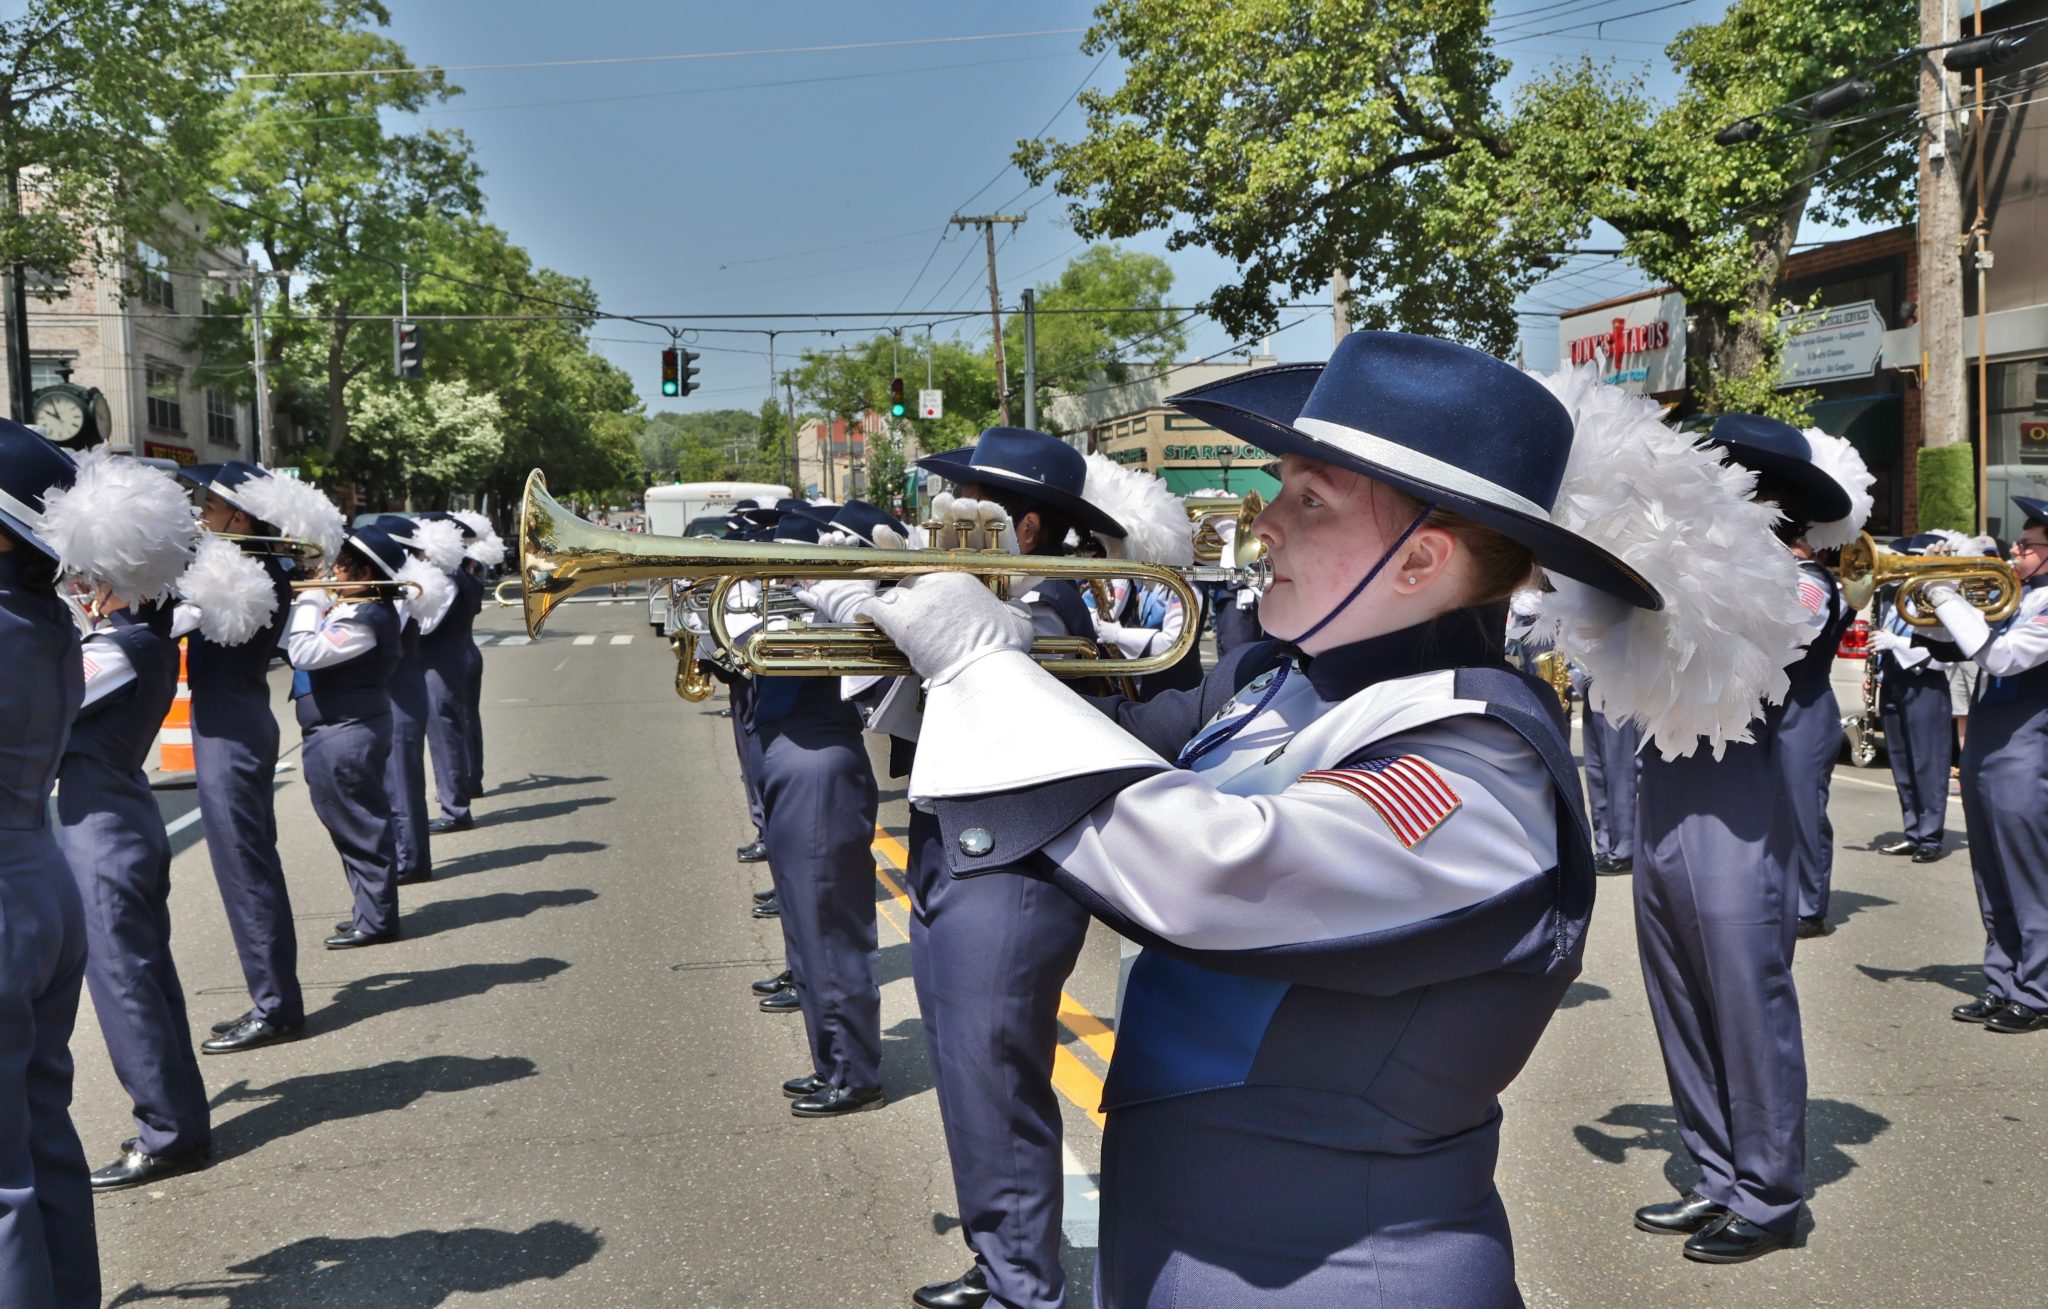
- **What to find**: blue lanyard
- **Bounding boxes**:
[1176,660,1292,770]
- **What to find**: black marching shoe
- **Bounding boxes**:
[201,1015,303,1055]
[1984,1001,2048,1034]
[751,894,780,919]
[790,1084,884,1118]
[1911,843,1945,863]
[758,987,801,1014]
[1952,992,2005,1023]
[325,926,399,950]
[1593,855,1634,876]
[736,840,767,863]
[752,969,794,996]
[1633,1191,1728,1235]
[209,1009,256,1036]
[782,1073,828,1099]
[1683,1213,1790,1263]
[1794,915,1832,939]
[751,888,777,905]
[1877,838,1919,855]
[912,1265,991,1309]
[427,815,474,835]
[395,868,432,885]
[90,1140,212,1191]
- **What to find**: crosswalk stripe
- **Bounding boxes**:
[573,635,596,646]
[497,635,532,646]
[609,634,633,646]
[473,634,495,646]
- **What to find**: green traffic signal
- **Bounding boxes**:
[889,376,906,418]
[660,347,679,396]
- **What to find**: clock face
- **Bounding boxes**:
[90,389,111,441]
[32,390,86,443]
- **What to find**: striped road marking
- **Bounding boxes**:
[609,634,633,645]
[573,635,596,646]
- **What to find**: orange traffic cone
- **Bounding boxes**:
[157,640,195,776]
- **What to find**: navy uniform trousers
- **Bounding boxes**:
[189,558,304,1029]
[731,679,766,843]
[1880,661,1953,848]
[1787,566,1852,922]
[421,569,483,822]
[907,809,1089,1309]
[1581,703,1639,863]
[58,615,210,1161]
[0,553,97,1308]
[749,677,881,1090]
[1958,656,2048,1010]
[383,616,432,881]
[1635,725,1807,1236]
[295,603,403,938]
[462,565,486,796]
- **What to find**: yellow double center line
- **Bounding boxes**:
[869,825,1114,1128]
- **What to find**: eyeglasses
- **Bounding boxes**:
[2015,540,2048,555]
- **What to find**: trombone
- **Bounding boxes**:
[211,531,326,562]
[288,578,423,599]
[505,469,1202,681]
[1835,532,2020,628]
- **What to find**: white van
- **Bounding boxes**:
[643,481,790,632]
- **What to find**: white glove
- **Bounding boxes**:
[925,493,1017,554]
[793,578,878,625]
[1870,629,1910,655]
[1092,615,1126,644]
[872,523,914,550]
[854,571,1034,685]
[1923,582,1963,608]
[293,587,334,614]
[819,528,865,549]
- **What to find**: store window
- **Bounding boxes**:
[145,367,182,432]
[135,241,174,309]
[28,359,69,392]
[205,388,238,446]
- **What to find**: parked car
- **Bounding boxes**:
[1837,619,1886,767]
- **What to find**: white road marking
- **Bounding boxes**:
[165,807,207,838]
[473,634,495,646]
[1062,1142,1099,1250]
[1835,771,1964,810]
[609,634,633,646]
[497,635,533,646]
[573,635,597,646]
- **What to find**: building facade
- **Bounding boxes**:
[1045,354,1285,498]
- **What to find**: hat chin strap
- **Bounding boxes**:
[1267,506,1432,649]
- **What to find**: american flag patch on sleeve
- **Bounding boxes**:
[323,626,352,648]
[1299,756,1463,848]
[80,654,101,681]
[1797,579,1826,613]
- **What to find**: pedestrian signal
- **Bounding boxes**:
[393,322,423,379]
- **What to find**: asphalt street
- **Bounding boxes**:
[71,596,2047,1307]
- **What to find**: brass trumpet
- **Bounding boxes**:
[1532,651,1572,711]
[1186,492,1268,577]
[212,531,327,561]
[509,469,1201,680]
[669,635,718,702]
[1835,532,2020,628]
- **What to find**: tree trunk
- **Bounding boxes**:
[1691,127,1831,402]
[322,306,350,456]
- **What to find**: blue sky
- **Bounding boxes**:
[358,0,1882,415]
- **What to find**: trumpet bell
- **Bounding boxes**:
[1834,531,2019,627]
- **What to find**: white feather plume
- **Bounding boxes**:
[451,510,507,566]
[1081,454,1195,566]
[235,472,345,562]
[412,517,467,573]
[1801,427,1875,550]
[36,449,198,602]
[1528,365,1811,761]
[397,554,454,620]
[175,536,277,645]
[1508,587,1545,619]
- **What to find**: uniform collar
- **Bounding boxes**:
[1292,603,1508,701]
[0,551,24,586]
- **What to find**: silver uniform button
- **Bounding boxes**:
[957,827,994,857]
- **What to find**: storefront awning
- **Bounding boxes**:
[1161,467,1281,498]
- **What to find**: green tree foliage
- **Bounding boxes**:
[1509,0,1915,402]
[1001,245,1185,422]
[343,375,502,507]
[1917,442,1977,535]
[1016,0,1577,352]
[0,0,249,281]
[637,408,783,485]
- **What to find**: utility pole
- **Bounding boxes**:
[6,172,31,421]
[249,273,272,465]
[1917,0,1967,520]
[1021,286,1038,431]
[1331,266,1352,347]
[952,213,1025,425]
[1966,0,1991,535]
[784,375,800,494]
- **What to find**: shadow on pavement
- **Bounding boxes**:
[430,840,607,881]
[1573,1097,1890,1199]
[1818,888,1896,930]
[1854,960,1987,998]
[876,939,913,989]
[474,795,616,828]
[482,772,608,798]
[317,956,571,1036]
[208,1054,538,1161]
[401,888,599,940]
[106,1219,602,1307]
[1558,981,1611,1009]
[882,1016,936,1103]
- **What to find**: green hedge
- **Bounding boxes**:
[1917,442,1977,534]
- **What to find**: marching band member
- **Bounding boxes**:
[288,526,407,949]
[726,501,776,869]
[857,340,1802,1306]
[373,515,458,886]
[1927,497,2048,1034]
[1628,413,1867,1262]
[1080,456,1201,699]
[1867,538,1953,862]
[2,430,207,1307]
[1580,680,1641,876]
[453,510,504,800]
[415,513,485,835]
[176,461,342,1055]
[743,502,885,1113]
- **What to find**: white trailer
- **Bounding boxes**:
[642,481,789,632]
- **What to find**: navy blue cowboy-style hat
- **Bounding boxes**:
[771,501,824,544]
[370,514,429,551]
[1705,414,1853,529]
[2013,495,2048,528]
[918,427,1127,541]
[1891,533,1943,555]
[344,525,408,579]
[1167,332,1660,608]
[180,459,277,528]
[784,497,906,547]
[0,417,76,559]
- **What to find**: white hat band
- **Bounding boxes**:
[0,484,47,537]
[1293,416,1550,521]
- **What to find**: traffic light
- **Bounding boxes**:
[660,347,680,396]
[393,321,423,379]
[889,376,906,418]
[677,349,701,397]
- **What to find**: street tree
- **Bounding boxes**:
[1509,0,1917,416]
[342,374,502,508]
[1015,0,1578,353]
[1001,244,1186,424]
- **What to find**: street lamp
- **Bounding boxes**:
[1218,447,1235,494]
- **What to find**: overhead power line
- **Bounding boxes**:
[236,28,1090,81]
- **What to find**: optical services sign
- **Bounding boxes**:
[1558,290,1687,395]
[1777,300,1885,388]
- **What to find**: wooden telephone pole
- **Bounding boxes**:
[951,214,1025,426]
